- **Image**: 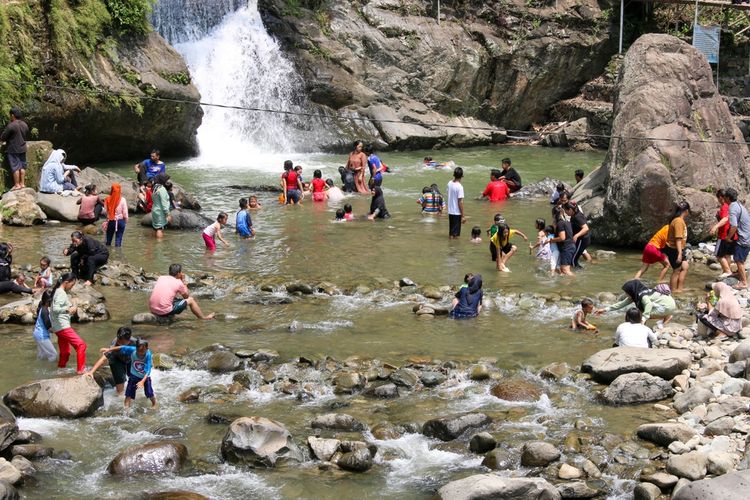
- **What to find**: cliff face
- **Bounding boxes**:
[258,0,617,150]
[0,0,201,163]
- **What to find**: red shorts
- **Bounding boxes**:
[642,243,667,264]
[313,192,326,202]
[203,232,216,251]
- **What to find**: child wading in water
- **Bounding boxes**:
[235,198,255,239]
[100,339,156,409]
[203,212,229,251]
[33,290,57,362]
[490,221,528,272]
[34,256,53,289]
[572,298,598,331]
[310,169,327,202]
[470,227,482,244]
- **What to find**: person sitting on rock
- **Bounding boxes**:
[614,308,657,348]
[596,279,675,326]
[149,263,214,320]
[136,179,153,214]
[63,231,109,286]
[85,326,136,395]
[696,282,742,340]
[39,149,79,194]
[497,158,522,193]
[0,242,33,295]
[449,274,483,319]
[134,149,165,184]
[76,184,103,226]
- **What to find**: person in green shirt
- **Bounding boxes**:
[151,174,172,239]
[596,279,676,326]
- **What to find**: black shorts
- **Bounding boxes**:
[489,241,498,261]
[501,243,514,254]
[662,246,685,269]
[559,244,576,267]
[109,359,130,386]
[449,214,462,237]
[717,239,736,258]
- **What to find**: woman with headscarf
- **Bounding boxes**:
[104,183,129,247]
[450,274,483,318]
[697,282,743,339]
[596,279,676,324]
[367,186,390,220]
[39,149,77,194]
[151,173,172,239]
[346,140,370,194]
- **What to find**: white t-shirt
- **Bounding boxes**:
[327,186,345,203]
[614,322,657,348]
[447,180,464,216]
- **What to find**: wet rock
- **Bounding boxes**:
[729,340,750,363]
[336,447,373,472]
[9,457,34,479]
[633,482,661,500]
[0,460,20,485]
[0,481,18,500]
[0,189,46,226]
[601,372,674,404]
[558,463,582,479]
[420,371,446,387]
[206,351,242,373]
[489,379,542,402]
[285,282,313,295]
[581,347,692,383]
[232,371,262,389]
[399,278,415,287]
[251,349,279,363]
[521,441,561,466]
[307,436,340,462]
[366,383,399,399]
[514,178,569,199]
[152,427,184,438]
[469,432,496,454]
[333,372,365,393]
[311,413,365,432]
[637,423,697,446]
[422,413,491,442]
[481,448,514,470]
[0,284,108,325]
[673,387,713,414]
[9,430,39,446]
[556,481,599,498]
[540,362,570,380]
[107,441,188,476]
[0,404,17,453]
[132,313,174,325]
[421,286,442,300]
[10,445,54,459]
[672,469,750,499]
[667,451,709,480]
[438,474,561,500]
[151,353,175,371]
[178,387,200,403]
[143,492,209,500]
[469,363,492,381]
[221,416,303,468]
[140,209,212,230]
[390,368,420,388]
[3,376,103,418]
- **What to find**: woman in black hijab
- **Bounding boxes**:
[367,186,390,219]
[450,274,483,318]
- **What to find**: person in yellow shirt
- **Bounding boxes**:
[491,223,528,272]
[634,224,670,281]
[662,202,691,293]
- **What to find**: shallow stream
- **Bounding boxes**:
[0,146,717,498]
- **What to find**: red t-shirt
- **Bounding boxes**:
[284,171,298,191]
[311,178,326,193]
[482,180,510,201]
[718,203,733,240]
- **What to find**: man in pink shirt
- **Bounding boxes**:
[149,264,214,320]
[479,169,510,202]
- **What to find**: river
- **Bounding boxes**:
[0,145,718,498]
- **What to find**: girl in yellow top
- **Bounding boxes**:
[662,202,690,293]
[490,224,528,272]
[634,224,670,281]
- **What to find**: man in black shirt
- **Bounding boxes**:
[64,231,110,285]
[0,108,30,190]
[498,158,522,193]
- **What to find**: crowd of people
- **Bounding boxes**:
[2,109,748,409]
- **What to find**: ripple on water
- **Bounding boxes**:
[157,465,281,500]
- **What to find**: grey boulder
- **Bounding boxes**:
[438,474,561,500]
[107,441,188,475]
[672,469,750,499]
[581,347,691,383]
[636,423,697,446]
[0,189,46,226]
[3,376,103,418]
[422,413,491,442]
[140,209,212,230]
[601,372,674,404]
[221,416,303,468]
[521,441,561,467]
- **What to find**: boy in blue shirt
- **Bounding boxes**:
[101,339,156,409]
[235,198,254,239]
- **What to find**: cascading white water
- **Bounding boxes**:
[152,0,312,165]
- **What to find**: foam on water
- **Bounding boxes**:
[159,465,280,499]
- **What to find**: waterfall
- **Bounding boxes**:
[152,0,313,163]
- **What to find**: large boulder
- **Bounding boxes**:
[572,34,750,245]
[77,167,200,212]
[0,283,109,325]
[601,372,674,404]
[0,404,16,453]
[3,376,103,418]
[140,209,212,230]
[672,469,750,500]
[438,474,561,500]
[510,178,569,199]
[581,347,692,383]
[107,441,188,476]
[489,378,543,402]
[0,189,46,226]
[35,193,81,222]
[636,423,697,446]
[422,413,492,442]
[220,416,303,468]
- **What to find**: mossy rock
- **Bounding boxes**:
[0,141,52,193]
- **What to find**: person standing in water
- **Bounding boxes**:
[50,273,87,374]
[346,140,370,194]
[447,167,466,239]
[662,201,690,293]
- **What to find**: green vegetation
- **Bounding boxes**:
[282,0,303,17]
[308,42,332,60]
[314,8,332,36]
[160,71,191,85]
[104,0,154,35]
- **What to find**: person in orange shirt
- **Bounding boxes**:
[634,224,671,281]
[663,202,691,293]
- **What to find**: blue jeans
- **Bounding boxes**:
[106,220,126,247]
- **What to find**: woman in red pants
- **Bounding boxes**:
[50,273,87,374]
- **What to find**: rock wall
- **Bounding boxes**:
[0,1,201,164]
[258,0,616,150]
[573,34,750,246]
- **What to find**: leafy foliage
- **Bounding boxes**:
[104,0,154,35]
